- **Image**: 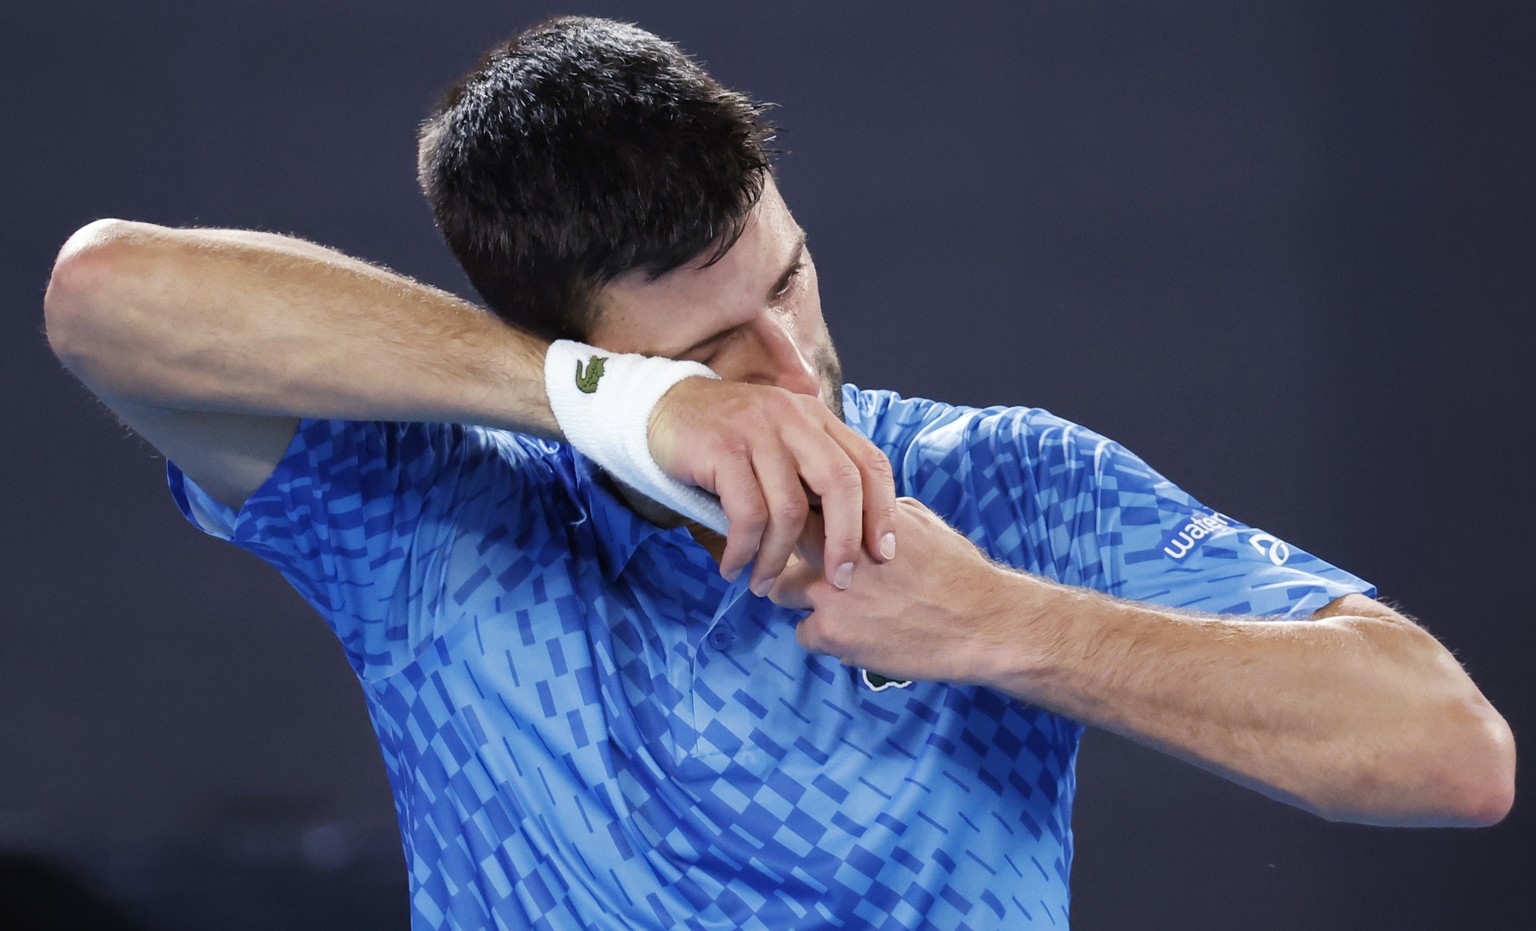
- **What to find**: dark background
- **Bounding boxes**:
[3,1,1531,928]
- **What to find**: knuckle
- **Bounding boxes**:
[830,532,861,554]
[814,624,847,657]
[730,500,768,528]
[719,435,754,461]
[863,447,894,478]
[796,394,827,418]
[836,459,864,485]
[773,496,809,523]
[825,522,861,547]
[795,618,819,652]
[721,540,753,567]
[744,405,776,432]
[822,459,863,490]
[762,389,799,416]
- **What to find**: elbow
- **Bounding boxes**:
[1456,705,1516,827]
[45,218,159,374]
[1372,697,1516,828]
[1314,695,1515,829]
[1425,659,1517,827]
[1363,619,1516,827]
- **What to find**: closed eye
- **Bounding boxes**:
[685,325,745,364]
[772,259,806,301]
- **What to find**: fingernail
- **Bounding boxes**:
[833,562,855,590]
[751,575,777,597]
[880,533,897,561]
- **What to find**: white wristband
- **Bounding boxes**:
[544,339,729,534]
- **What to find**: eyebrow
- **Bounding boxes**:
[671,230,808,358]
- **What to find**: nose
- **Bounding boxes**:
[745,314,820,397]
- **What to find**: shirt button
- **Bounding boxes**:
[706,626,736,651]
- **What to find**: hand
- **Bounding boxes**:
[648,378,898,593]
[767,497,1024,685]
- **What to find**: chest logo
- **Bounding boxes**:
[575,356,608,394]
[860,668,913,692]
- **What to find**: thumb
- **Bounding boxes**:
[766,554,820,610]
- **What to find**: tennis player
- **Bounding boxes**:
[45,16,1513,930]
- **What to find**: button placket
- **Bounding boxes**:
[705,624,736,651]
[684,573,752,765]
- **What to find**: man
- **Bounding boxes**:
[45,15,1512,930]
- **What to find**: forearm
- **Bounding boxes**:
[981,575,1515,825]
[45,219,557,435]
[46,220,903,583]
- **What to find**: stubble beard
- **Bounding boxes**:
[816,337,846,423]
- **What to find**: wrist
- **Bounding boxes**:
[543,339,727,532]
[968,567,1078,697]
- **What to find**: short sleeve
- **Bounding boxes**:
[846,387,1375,620]
[166,418,555,676]
[1088,438,1376,618]
[849,390,1107,587]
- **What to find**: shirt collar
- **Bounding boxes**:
[568,449,688,582]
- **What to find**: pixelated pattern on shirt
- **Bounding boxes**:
[844,391,1374,619]
[166,387,1372,930]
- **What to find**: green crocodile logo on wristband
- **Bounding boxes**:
[575,356,608,394]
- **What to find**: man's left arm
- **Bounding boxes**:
[770,499,1516,828]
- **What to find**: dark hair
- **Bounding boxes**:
[417,16,777,340]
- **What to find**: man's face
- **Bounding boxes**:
[588,178,845,420]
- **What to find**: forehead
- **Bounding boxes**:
[591,179,800,352]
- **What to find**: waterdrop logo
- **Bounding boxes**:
[1247,533,1292,566]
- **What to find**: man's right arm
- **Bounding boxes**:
[43,220,895,586]
[44,220,557,509]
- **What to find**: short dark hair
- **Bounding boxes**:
[417,16,776,341]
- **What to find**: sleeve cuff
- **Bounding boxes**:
[165,419,310,542]
[170,465,240,539]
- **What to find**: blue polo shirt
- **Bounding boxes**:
[167,385,1373,930]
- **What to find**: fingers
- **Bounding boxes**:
[746,450,812,596]
[766,554,819,611]
[712,447,768,582]
[778,411,900,588]
[655,382,897,588]
[779,432,862,588]
[826,426,898,564]
[730,399,888,592]
[792,508,826,571]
